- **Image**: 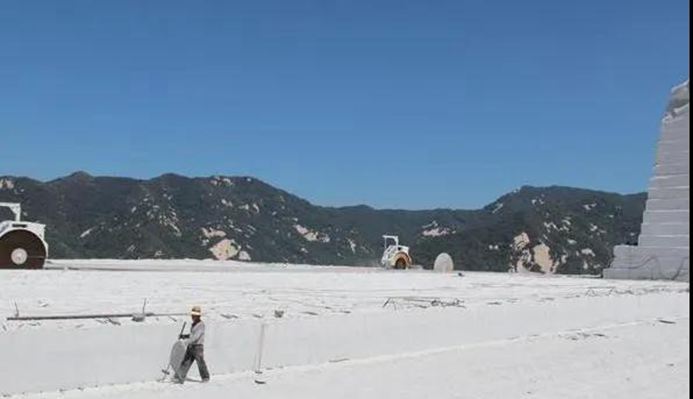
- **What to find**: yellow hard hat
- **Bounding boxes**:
[191,306,202,316]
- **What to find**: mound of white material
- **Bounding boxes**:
[433,253,454,272]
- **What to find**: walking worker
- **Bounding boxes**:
[176,305,210,383]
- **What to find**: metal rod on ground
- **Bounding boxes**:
[254,321,268,384]
[132,299,150,322]
[6,312,187,321]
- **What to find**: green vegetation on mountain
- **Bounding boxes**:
[0,173,645,274]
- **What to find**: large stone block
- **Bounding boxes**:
[648,175,690,190]
[657,140,690,155]
[640,221,689,236]
[606,80,690,281]
[647,187,689,200]
[659,128,689,143]
[657,137,690,149]
[661,116,689,132]
[605,245,689,281]
[654,163,690,176]
[613,245,689,259]
[645,198,690,210]
[638,234,690,248]
[643,210,689,224]
[655,150,689,165]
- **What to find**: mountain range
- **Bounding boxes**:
[0,172,646,274]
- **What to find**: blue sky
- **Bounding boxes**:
[0,0,689,209]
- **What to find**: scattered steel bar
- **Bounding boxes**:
[6,312,186,321]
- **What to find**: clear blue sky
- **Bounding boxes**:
[1,0,689,209]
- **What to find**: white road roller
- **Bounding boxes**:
[380,235,413,269]
[0,202,48,269]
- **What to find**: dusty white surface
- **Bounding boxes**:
[0,259,689,398]
[2,259,686,331]
[9,318,689,399]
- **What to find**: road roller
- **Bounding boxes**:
[380,235,413,269]
[0,202,48,269]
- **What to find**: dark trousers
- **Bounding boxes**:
[178,344,210,381]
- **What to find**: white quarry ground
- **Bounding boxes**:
[3,259,686,330]
[16,319,689,399]
[1,259,689,398]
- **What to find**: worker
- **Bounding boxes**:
[175,305,210,383]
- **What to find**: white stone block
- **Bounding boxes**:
[657,140,690,155]
[647,187,689,200]
[655,163,690,176]
[655,151,689,165]
[638,234,690,248]
[606,245,689,281]
[640,222,690,236]
[607,80,689,281]
[648,175,690,189]
[645,198,690,210]
[643,210,689,224]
